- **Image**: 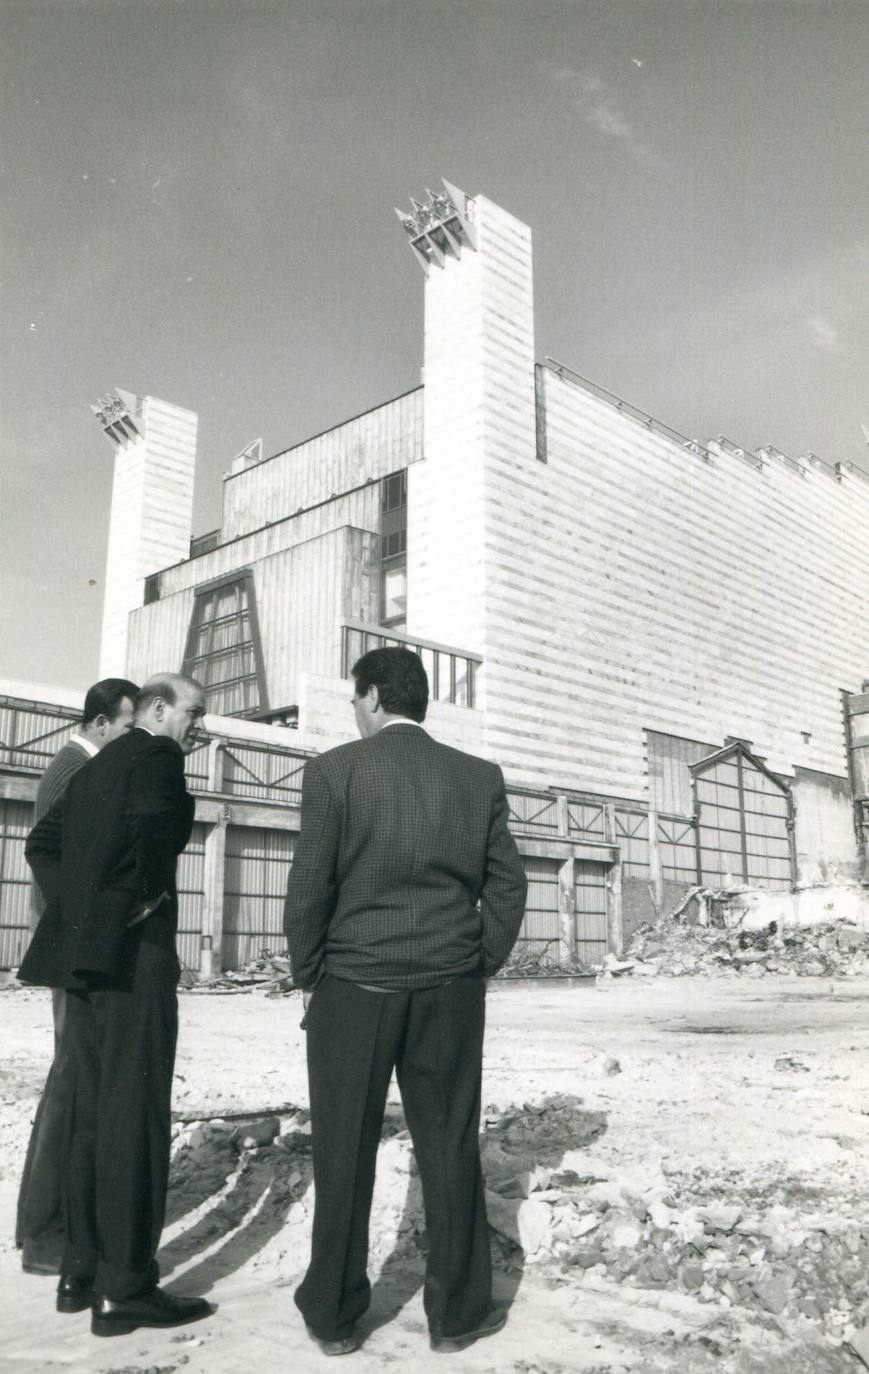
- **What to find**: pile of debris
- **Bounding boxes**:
[479,1117,869,1342]
[167,1094,869,1345]
[497,943,595,979]
[183,951,296,995]
[626,891,869,978]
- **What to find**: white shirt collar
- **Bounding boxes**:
[135,724,156,736]
[380,719,425,731]
[69,733,99,759]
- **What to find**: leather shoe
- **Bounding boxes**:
[57,1274,95,1314]
[305,1324,360,1356]
[91,1287,212,1337]
[430,1305,507,1353]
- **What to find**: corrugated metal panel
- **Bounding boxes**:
[516,856,560,956]
[615,810,650,878]
[223,825,294,969]
[0,801,34,968]
[646,730,717,817]
[221,743,308,806]
[575,860,608,963]
[176,822,206,972]
[0,701,78,772]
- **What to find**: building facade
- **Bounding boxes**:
[2,181,867,972]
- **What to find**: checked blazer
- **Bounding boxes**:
[283,722,528,990]
[20,727,195,989]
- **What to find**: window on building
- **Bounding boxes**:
[182,571,268,718]
[380,469,407,630]
[692,744,794,890]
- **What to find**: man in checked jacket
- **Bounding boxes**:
[284,646,528,1357]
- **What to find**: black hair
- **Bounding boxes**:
[352,646,429,722]
[81,678,139,727]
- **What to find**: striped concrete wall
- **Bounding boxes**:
[479,366,869,798]
[222,388,423,542]
[154,485,380,596]
[408,194,537,681]
[99,396,196,676]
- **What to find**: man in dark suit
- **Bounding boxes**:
[284,646,528,1356]
[20,673,211,1338]
[17,677,139,1275]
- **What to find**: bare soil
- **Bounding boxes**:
[1,975,867,1373]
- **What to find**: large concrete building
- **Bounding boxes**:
[2,181,868,972]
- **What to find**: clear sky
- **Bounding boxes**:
[2,0,867,689]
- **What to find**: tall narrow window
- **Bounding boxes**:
[380,470,407,630]
[182,571,268,718]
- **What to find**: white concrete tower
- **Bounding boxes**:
[400,182,537,719]
[92,389,197,676]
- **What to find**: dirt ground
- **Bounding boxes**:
[1,974,868,1374]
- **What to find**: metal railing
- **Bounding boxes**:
[342,623,481,708]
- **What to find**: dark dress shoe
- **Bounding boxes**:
[430,1305,507,1353]
[57,1274,95,1314]
[91,1287,212,1337]
[305,1324,360,1356]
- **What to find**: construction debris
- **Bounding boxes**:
[627,895,869,978]
[481,1124,869,1340]
[184,951,297,995]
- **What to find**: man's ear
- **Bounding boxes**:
[94,713,110,735]
[368,684,381,713]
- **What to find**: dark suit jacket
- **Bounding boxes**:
[283,722,528,990]
[19,727,195,989]
[29,738,91,929]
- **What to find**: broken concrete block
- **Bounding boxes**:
[584,1180,627,1210]
[674,1209,706,1245]
[232,1115,280,1148]
[607,1213,642,1250]
[753,1274,791,1314]
[846,1325,869,1370]
[558,1151,612,1182]
[697,1203,741,1233]
[485,1190,553,1257]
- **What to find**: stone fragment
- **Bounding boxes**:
[233,1115,280,1148]
[608,1214,642,1250]
[557,1150,612,1182]
[774,1055,810,1073]
[753,1274,791,1314]
[697,1203,741,1233]
[601,1057,622,1077]
[681,1260,705,1290]
[648,1200,674,1230]
[846,1324,869,1370]
[485,1191,553,1258]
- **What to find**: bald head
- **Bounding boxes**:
[135,674,206,753]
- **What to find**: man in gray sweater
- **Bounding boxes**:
[17,677,138,1273]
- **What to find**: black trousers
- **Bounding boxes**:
[16,989,71,1270]
[62,926,180,1300]
[295,973,492,1341]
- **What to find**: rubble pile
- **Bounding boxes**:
[627,899,869,979]
[168,1095,869,1344]
[184,951,296,995]
[497,944,595,979]
[482,1138,869,1341]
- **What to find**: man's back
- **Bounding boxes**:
[35,741,90,822]
[285,723,527,989]
[23,726,193,987]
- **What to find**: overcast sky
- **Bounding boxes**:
[2,0,867,689]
